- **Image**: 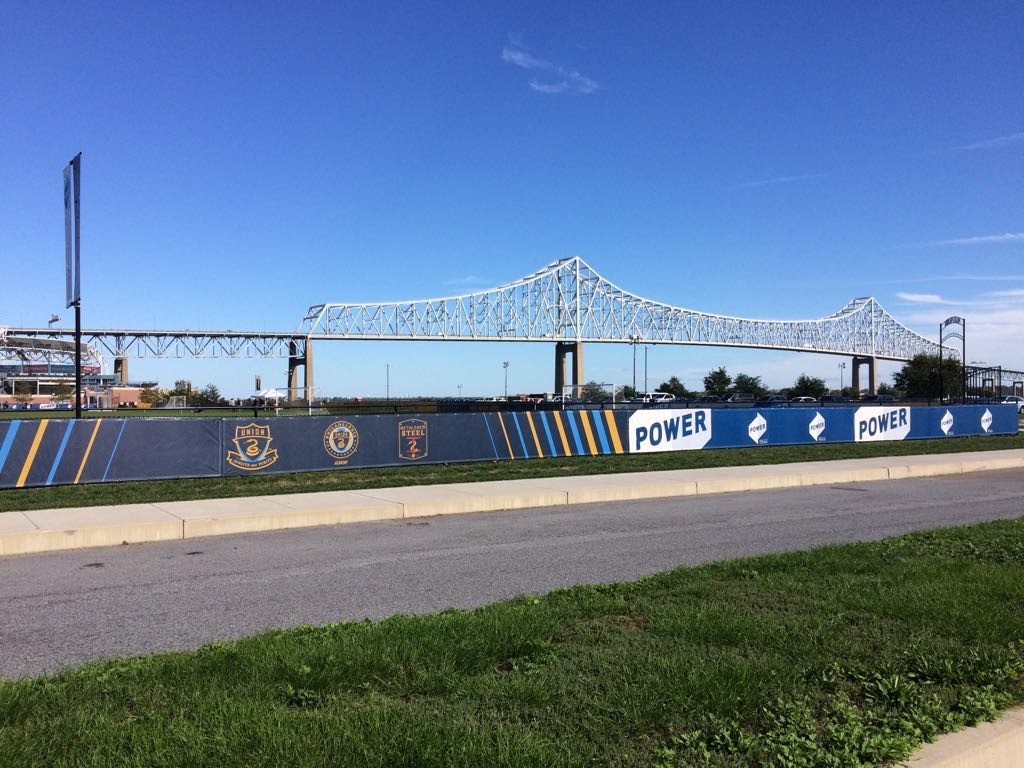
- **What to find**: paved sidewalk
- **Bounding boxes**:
[2,448,1022,557]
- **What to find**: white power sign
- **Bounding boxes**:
[854,406,911,442]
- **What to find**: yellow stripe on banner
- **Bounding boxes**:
[16,419,49,488]
[525,412,544,458]
[496,413,515,459]
[603,410,624,454]
[579,411,599,455]
[75,419,103,484]
[552,412,572,456]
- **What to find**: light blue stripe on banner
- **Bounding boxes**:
[0,421,21,475]
[591,411,611,454]
[482,413,500,459]
[538,412,558,456]
[46,420,76,486]
[102,420,128,481]
[565,411,584,455]
[511,413,530,458]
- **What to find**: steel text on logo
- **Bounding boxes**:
[630,409,711,453]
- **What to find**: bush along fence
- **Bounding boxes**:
[0,405,1017,489]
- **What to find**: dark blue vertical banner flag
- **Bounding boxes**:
[63,153,81,308]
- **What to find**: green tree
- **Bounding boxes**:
[51,380,73,404]
[139,385,164,406]
[790,373,827,399]
[893,354,962,399]
[13,380,33,404]
[579,380,608,399]
[703,367,732,396]
[657,376,695,398]
[192,383,224,407]
[172,379,193,397]
[733,373,767,398]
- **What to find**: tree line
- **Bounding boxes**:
[579,354,962,401]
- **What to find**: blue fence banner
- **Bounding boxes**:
[0,417,221,488]
[627,404,1018,454]
[0,405,1015,488]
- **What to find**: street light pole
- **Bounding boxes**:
[386,363,390,400]
[644,345,649,393]
[839,362,846,393]
[503,361,509,399]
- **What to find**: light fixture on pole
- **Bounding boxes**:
[503,361,510,399]
[839,361,846,393]
[48,314,60,328]
[629,335,641,391]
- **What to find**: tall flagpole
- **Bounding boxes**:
[64,153,82,419]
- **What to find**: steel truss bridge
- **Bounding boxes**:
[3,257,949,397]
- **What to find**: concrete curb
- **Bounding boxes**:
[900,707,1024,768]
[2,449,1022,557]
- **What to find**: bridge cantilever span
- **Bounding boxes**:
[300,256,947,393]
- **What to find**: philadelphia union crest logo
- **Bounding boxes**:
[399,419,428,460]
[226,423,279,471]
[323,420,359,465]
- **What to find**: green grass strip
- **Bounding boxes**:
[3,517,1024,766]
[1,433,1019,513]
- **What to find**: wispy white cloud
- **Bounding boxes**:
[895,292,951,305]
[501,47,548,70]
[951,131,1024,151]
[988,288,1024,298]
[911,232,1024,248]
[730,174,826,190]
[501,45,598,95]
[875,274,1024,285]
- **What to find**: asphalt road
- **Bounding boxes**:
[2,468,1023,680]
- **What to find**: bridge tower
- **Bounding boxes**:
[287,339,314,404]
[554,341,584,397]
[850,355,877,395]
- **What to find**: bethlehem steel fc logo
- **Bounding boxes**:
[323,420,359,464]
[226,423,279,471]
[399,418,428,460]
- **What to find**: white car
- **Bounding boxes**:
[1001,395,1024,414]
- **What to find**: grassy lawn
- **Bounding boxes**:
[3,517,1024,766]
[1,433,1020,513]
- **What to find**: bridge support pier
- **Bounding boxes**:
[851,355,877,396]
[114,356,128,384]
[554,341,584,397]
[287,339,314,404]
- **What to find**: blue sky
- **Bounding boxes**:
[2,1,1022,398]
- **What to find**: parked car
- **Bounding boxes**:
[755,394,788,406]
[1000,395,1024,414]
[820,395,851,403]
[725,393,755,403]
[859,394,896,403]
[635,392,675,403]
[789,396,816,404]
[698,395,723,403]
